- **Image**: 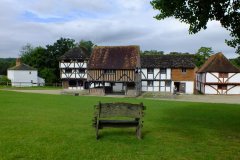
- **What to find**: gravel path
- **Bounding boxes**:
[3,89,240,104]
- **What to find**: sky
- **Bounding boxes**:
[0,0,237,58]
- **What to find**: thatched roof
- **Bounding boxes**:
[197,52,240,73]
[60,47,88,60]
[141,54,195,68]
[88,46,140,69]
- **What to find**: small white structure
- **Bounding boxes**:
[141,55,196,94]
[196,52,240,94]
[59,47,88,90]
[7,59,45,87]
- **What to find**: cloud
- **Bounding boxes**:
[0,0,237,58]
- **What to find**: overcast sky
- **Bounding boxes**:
[0,0,237,58]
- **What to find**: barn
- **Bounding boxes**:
[87,46,141,96]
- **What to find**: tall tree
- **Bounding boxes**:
[77,40,96,57]
[194,47,214,67]
[45,37,76,82]
[0,58,15,75]
[151,0,240,54]
[20,38,76,83]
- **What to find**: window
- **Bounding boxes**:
[218,85,227,90]
[79,69,85,74]
[219,73,228,78]
[65,69,72,74]
[182,68,187,73]
[160,68,166,74]
[147,68,154,74]
[166,81,171,87]
[147,81,153,87]
[104,69,116,74]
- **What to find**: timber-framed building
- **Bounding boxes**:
[59,47,89,90]
[87,46,141,96]
[196,52,240,94]
[141,55,196,94]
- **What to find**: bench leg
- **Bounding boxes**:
[136,125,142,139]
[96,124,99,140]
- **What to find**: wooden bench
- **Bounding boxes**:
[93,102,145,139]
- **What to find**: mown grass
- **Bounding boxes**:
[0,86,62,90]
[0,90,240,160]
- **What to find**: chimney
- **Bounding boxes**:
[16,58,21,66]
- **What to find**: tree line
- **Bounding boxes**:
[1,40,239,84]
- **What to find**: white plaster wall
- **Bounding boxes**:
[160,74,166,80]
[142,86,147,91]
[148,74,153,79]
[160,87,165,92]
[141,69,147,79]
[153,86,159,92]
[165,87,171,92]
[38,77,45,86]
[228,73,240,83]
[154,81,159,87]
[206,73,218,82]
[75,73,87,79]
[8,70,38,87]
[142,81,147,86]
[7,70,14,82]
[160,81,165,87]
[154,69,160,79]
[185,81,194,94]
[147,86,154,91]
[204,85,217,94]
[167,68,171,79]
[227,86,240,94]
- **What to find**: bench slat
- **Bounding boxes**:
[99,120,139,128]
[99,103,143,118]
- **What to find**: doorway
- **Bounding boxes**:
[174,82,186,93]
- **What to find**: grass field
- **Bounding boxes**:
[0,91,240,160]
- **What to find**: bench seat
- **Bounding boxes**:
[99,120,139,128]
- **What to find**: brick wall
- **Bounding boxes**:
[172,68,195,81]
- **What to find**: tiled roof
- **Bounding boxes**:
[197,52,240,73]
[88,46,140,69]
[141,54,196,68]
[8,63,36,71]
[59,47,88,60]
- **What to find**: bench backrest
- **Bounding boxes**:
[95,102,145,118]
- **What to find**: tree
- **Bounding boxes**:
[230,57,240,68]
[77,40,96,57]
[20,38,76,83]
[45,38,76,82]
[141,50,164,55]
[0,58,15,75]
[194,47,214,67]
[151,0,240,54]
[0,75,11,84]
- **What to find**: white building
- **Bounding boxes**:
[196,52,240,94]
[141,55,196,94]
[59,47,88,90]
[7,59,45,87]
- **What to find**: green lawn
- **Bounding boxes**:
[0,91,240,160]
